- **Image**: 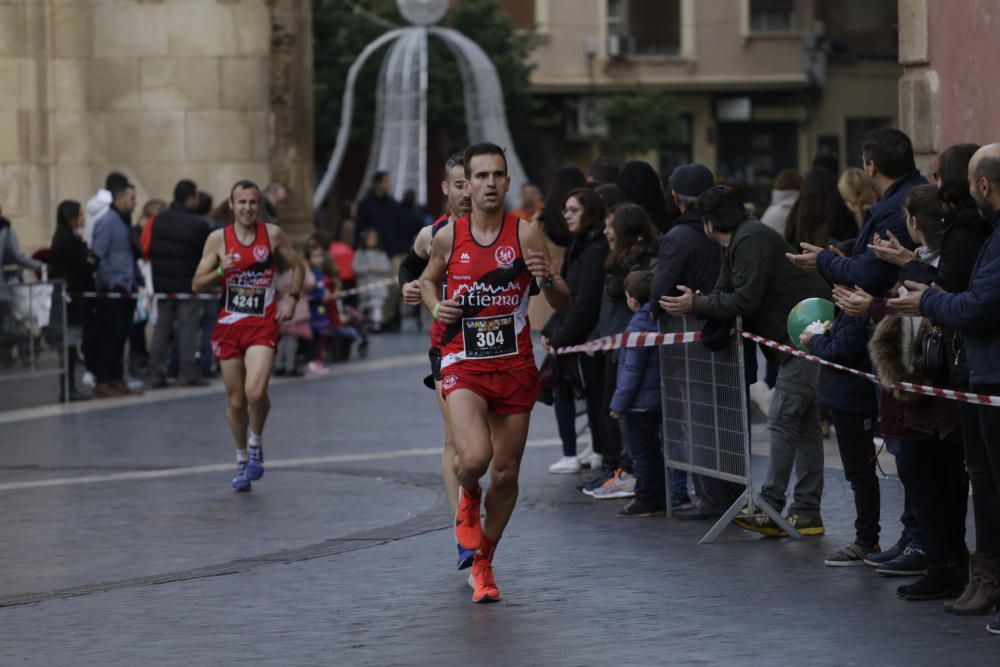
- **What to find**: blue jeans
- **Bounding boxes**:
[885,438,924,550]
[621,412,689,507]
[622,412,664,506]
[554,385,578,457]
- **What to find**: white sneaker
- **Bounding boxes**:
[576,443,594,468]
[588,469,636,499]
[548,456,581,474]
[585,452,603,470]
[749,381,773,417]
[467,573,475,589]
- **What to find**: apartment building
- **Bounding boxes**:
[501,0,900,209]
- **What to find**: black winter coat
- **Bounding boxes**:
[150,203,210,294]
[650,209,721,320]
[816,169,926,296]
[49,231,96,327]
[807,313,877,416]
[544,225,609,349]
[921,210,1000,386]
[599,248,657,338]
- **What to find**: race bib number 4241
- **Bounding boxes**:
[462,314,518,359]
[225,285,266,316]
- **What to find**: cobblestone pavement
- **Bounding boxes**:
[0,333,993,666]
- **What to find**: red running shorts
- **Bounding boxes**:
[211,323,279,361]
[440,365,540,416]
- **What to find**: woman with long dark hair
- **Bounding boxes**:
[539,167,586,247]
[588,204,664,493]
[616,161,671,233]
[49,200,97,401]
[785,167,858,249]
[541,188,611,476]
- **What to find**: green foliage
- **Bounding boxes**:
[603,91,683,157]
[312,0,538,156]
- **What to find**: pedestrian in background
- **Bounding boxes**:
[543,188,610,478]
[616,160,671,233]
[261,182,288,224]
[148,180,210,388]
[663,186,832,536]
[761,168,802,237]
[48,200,96,401]
[785,167,858,249]
[611,270,680,517]
[353,228,391,331]
[654,163,746,521]
[90,177,142,397]
[839,167,878,230]
[539,166,587,247]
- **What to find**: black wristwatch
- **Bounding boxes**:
[289,291,301,301]
[540,275,555,290]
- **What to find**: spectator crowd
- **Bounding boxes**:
[520,129,1000,637]
[1,170,428,401]
[3,126,1000,636]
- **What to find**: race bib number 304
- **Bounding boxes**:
[225,285,266,316]
[462,314,517,359]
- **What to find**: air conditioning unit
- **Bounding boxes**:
[607,35,634,58]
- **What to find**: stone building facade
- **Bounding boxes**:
[500,0,901,211]
[898,0,1000,170]
[0,0,313,252]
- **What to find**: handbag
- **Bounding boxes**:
[537,353,557,405]
[921,324,949,387]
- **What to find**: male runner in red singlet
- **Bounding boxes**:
[399,152,471,514]
[192,180,303,492]
[420,143,570,602]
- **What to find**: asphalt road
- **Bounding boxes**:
[0,332,993,666]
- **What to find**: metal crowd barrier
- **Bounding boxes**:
[658,315,800,543]
[0,279,69,408]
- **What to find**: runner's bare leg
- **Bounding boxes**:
[244,345,275,437]
[447,389,493,489]
[220,358,249,452]
[482,411,530,541]
[436,380,460,513]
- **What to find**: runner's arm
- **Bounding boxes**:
[520,220,571,313]
[399,226,433,285]
[191,230,224,293]
[268,225,305,323]
[419,225,462,323]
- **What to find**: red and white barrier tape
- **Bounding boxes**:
[556,330,702,355]
[64,278,395,302]
[737,330,1000,407]
[556,327,1000,407]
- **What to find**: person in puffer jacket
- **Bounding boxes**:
[802,311,881,566]
[610,271,689,517]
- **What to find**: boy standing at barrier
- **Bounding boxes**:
[662,186,832,536]
[610,271,686,517]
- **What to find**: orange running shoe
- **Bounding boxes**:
[455,485,483,570]
[471,557,500,603]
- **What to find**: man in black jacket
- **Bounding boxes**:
[149,180,211,387]
[652,163,745,520]
[663,186,832,536]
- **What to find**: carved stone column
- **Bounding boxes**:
[266,0,315,240]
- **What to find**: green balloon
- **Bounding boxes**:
[787,298,836,351]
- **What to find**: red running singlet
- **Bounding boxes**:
[429,214,451,350]
[438,213,534,373]
[216,221,278,328]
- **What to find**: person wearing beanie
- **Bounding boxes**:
[651,164,746,519]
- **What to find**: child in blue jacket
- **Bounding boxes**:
[611,270,690,517]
